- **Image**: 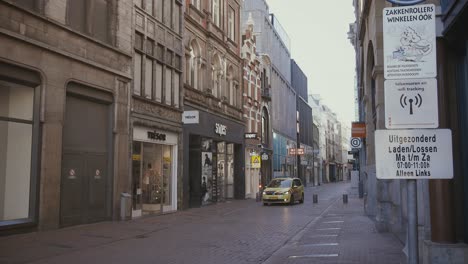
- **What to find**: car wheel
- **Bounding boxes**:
[263,202,268,206]
[289,195,295,205]
[299,193,304,203]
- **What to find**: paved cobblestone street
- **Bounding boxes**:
[0,182,406,264]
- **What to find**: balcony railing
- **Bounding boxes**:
[261,88,271,100]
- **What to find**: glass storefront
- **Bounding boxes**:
[201,139,235,205]
[132,127,177,216]
[0,80,36,224]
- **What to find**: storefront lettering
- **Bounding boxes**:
[147,131,166,141]
[215,123,227,136]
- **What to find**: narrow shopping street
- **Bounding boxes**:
[0,182,405,264]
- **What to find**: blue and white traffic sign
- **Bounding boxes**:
[386,0,426,5]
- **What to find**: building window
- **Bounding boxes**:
[191,0,200,9]
[67,0,110,43]
[134,32,180,108]
[174,3,181,34]
[0,62,40,225]
[212,54,223,98]
[145,0,154,16]
[163,0,172,28]
[155,63,163,102]
[134,52,142,96]
[212,0,220,27]
[228,7,235,40]
[14,0,38,11]
[188,41,200,90]
[165,68,172,105]
[155,0,163,21]
[173,72,180,107]
[262,108,269,144]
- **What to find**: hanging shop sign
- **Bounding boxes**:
[244,133,257,139]
[383,4,437,80]
[375,129,453,179]
[182,110,199,124]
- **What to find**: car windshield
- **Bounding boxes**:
[267,179,292,188]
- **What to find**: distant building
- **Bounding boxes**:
[291,60,314,186]
[130,0,184,217]
[241,14,273,198]
[242,0,297,178]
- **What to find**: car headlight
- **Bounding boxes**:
[262,191,267,195]
[277,190,290,195]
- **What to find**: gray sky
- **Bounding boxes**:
[266,0,356,126]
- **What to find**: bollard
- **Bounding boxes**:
[313,194,318,203]
[343,194,348,204]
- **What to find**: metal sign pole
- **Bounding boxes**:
[408,179,419,264]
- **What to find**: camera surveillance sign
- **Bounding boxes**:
[383,4,436,80]
[385,78,438,129]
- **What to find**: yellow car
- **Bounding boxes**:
[262,177,304,205]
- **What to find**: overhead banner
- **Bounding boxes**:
[383,4,436,79]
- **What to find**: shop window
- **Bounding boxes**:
[0,80,35,222]
[132,140,174,215]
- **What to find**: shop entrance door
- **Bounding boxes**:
[60,95,110,227]
[132,142,173,215]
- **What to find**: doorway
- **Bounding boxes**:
[60,94,111,227]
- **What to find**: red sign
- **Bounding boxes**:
[288,148,305,155]
[352,122,366,138]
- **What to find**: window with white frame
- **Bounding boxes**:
[228,7,235,40]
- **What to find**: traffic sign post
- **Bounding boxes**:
[382,3,440,263]
[375,129,453,180]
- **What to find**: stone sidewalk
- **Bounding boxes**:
[263,193,407,264]
[0,182,407,264]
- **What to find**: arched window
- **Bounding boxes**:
[227,67,235,105]
[188,40,200,90]
[262,107,270,145]
[211,54,223,98]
